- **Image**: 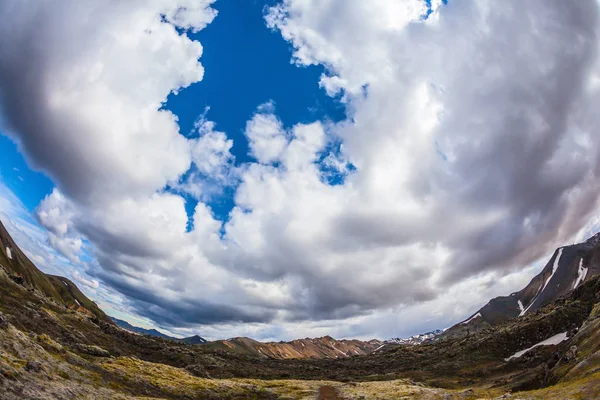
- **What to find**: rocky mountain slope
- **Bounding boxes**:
[443,233,600,339]
[385,330,444,346]
[204,335,383,359]
[0,220,111,324]
[111,317,207,344]
[111,316,380,359]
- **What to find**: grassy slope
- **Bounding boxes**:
[0,220,112,324]
[0,222,62,302]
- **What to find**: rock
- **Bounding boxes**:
[75,344,111,357]
[563,345,578,363]
[25,361,43,373]
[0,368,18,380]
[0,311,8,329]
[37,334,65,353]
[496,393,512,399]
[456,388,475,398]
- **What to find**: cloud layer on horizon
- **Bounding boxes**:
[1,0,600,340]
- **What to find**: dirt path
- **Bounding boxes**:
[316,385,342,400]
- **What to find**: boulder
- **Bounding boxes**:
[25,361,43,373]
[75,344,111,357]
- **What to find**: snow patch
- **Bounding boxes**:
[520,248,563,316]
[6,247,12,260]
[62,280,69,287]
[543,248,563,292]
[505,332,568,361]
[461,312,482,325]
[74,299,81,306]
[333,346,347,356]
[374,344,385,352]
[572,258,588,289]
[517,300,524,314]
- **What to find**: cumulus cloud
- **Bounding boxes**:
[0,181,100,296]
[0,0,216,205]
[176,114,237,201]
[1,0,600,340]
[245,103,289,164]
[266,0,600,282]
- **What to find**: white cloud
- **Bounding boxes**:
[264,0,600,282]
[176,115,237,200]
[0,181,102,297]
[0,0,217,205]
[245,105,289,164]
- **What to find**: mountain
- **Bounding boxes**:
[111,317,207,344]
[180,335,209,345]
[203,335,383,359]
[0,220,111,324]
[113,319,379,358]
[443,232,600,339]
[385,329,444,346]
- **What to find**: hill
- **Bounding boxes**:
[0,220,111,324]
[111,317,207,344]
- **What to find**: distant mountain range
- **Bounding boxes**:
[442,232,600,339]
[202,336,383,359]
[385,330,445,346]
[112,316,382,358]
[111,317,207,344]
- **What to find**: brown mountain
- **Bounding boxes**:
[0,219,111,324]
[203,335,383,359]
[443,232,600,339]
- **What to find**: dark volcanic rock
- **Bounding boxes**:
[25,361,42,373]
[0,312,8,329]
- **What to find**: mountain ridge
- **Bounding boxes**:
[111,317,207,344]
[385,329,444,346]
[203,335,383,359]
[442,231,600,339]
[0,220,112,325]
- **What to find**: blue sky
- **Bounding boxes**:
[166,0,346,225]
[0,135,54,211]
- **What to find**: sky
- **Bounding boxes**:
[1,0,600,341]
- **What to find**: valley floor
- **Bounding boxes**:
[2,317,600,400]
